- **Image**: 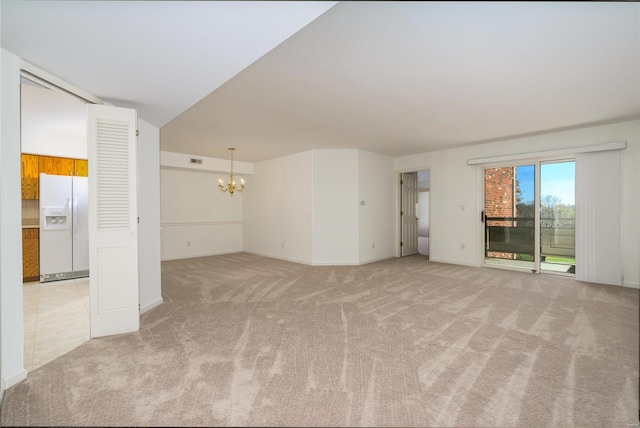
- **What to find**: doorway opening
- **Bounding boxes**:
[20,75,90,371]
[400,169,430,258]
[483,159,575,275]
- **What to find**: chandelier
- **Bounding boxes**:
[218,147,245,195]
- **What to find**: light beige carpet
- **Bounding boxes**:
[1,253,638,426]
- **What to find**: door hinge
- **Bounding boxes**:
[136,129,139,137]
[137,217,140,224]
[400,210,403,216]
[400,242,404,247]
[400,180,404,185]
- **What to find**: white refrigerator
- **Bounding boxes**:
[39,173,89,282]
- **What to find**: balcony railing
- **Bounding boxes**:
[485,216,575,259]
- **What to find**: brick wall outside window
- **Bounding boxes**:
[484,167,515,259]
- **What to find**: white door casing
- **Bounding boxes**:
[401,172,418,256]
[87,104,139,338]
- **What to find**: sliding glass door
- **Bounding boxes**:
[539,161,575,274]
[484,164,536,271]
[483,160,575,276]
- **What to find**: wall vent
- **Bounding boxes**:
[189,158,203,164]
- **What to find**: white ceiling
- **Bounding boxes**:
[1,1,337,126]
[3,1,639,163]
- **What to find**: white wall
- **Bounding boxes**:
[243,149,395,266]
[160,167,243,260]
[395,120,640,288]
[138,119,162,313]
[1,48,27,389]
[21,83,87,159]
[619,122,640,288]
[160,150,253,175]
[244,150,313,264]
[358,150,395,264]
[159,150,252,260]
[312,150,359,265]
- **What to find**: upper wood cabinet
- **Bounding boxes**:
[74,159,88,177]
[21,154,89,200]
[21,154,40,199]
[39,155,74,176]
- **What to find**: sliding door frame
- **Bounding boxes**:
[481,156,575,277]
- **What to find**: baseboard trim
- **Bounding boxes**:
[4,368,27,389]
[311,261,359,266]
[140,297,163,314]
[192,251,395,267]
[243,250,312,266]
[161,250,243,262]
[430,257,477,268]
[622,281,639,289]
[357,255,395,266]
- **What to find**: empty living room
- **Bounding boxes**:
[1,1,638,427]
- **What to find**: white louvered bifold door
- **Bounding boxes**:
[87,104,139,338]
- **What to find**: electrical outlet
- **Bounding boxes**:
[372,242,375,249]
[460,243,465,250]
[281,242,285,248]
[187,241,191,247]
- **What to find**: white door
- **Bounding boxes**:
[87,104,139,338]
[401,172,418,256]
[72,176,89,273]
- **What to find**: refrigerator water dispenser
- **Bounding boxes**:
[41,206,70,230]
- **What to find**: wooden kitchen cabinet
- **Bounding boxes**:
[39,155,75,176]
[22,228,39,282]
[21,154,40,199]
[21,154,88,202]
[74,159,88,177]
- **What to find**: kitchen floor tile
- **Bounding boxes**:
[23,278,90,371]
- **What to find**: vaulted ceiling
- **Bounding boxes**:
[3,1,639,163]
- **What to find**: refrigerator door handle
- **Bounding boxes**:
[72,197,77,238]
[66,197,73,237]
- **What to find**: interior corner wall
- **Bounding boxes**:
[160,167,243,260]
[137,119,162,313]
[312,149,359,265]
[358,150,395,264]
[243,150,313,264]
[621,120,640,288]
[1,48,28,389]
[394,120,640,288]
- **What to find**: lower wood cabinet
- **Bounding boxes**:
[22,228,39,282]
